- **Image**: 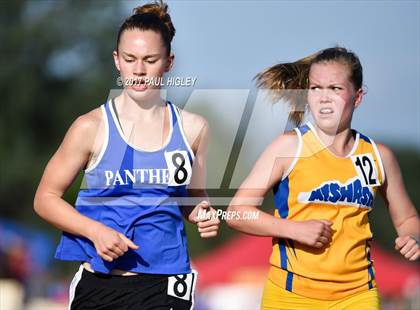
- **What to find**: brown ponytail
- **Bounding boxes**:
[255,53,318,125]
[117,1,175,55]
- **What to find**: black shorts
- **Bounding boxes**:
[69,266,197,310]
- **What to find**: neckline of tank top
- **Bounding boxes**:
[108,99,175,154]
[306,122,360,159]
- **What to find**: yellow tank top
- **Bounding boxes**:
[269,122,385,300]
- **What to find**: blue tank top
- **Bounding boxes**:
[55,99,194,275]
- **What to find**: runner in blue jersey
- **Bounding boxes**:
[34,1,220,309]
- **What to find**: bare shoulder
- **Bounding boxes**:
[376,142,394,157]
[241,130,299,190]
[61,107,104,153]
[375,142,397,167]
[72,107,103,133]
[177,108,208,151]
[253,130,299,175]
[266,129,299,159]
[178,109,208,133]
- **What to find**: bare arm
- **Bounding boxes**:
[34,113,101,237]
[34,110,137,262]
[226,132,332,248]
[186,115,209,204]
[179,111,220,238]
[377,143,419,261]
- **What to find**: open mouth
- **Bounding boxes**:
[130,77,147,91]
[319,108,334,115]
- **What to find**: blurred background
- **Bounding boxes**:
[0,0,419,309]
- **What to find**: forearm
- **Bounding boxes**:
[226,205,294,239]
[394,214,420,238]
[34,193,102,240]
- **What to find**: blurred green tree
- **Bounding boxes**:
[0,0,123,226]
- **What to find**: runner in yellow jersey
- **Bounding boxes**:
[226,47,419,309]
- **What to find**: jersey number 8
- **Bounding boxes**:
[165,150,192,186]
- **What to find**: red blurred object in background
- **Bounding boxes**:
[193,235,420,298]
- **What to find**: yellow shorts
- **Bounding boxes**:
[261,278,380,310]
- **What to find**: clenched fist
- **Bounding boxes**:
[291,220,333,248]
[395,236,419,261]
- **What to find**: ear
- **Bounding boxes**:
[354,88,363,109]
[113,50,121,72]
[165,53,175,72]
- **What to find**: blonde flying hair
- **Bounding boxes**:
[255,47,363,125]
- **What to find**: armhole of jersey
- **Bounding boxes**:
[281,128,302,181]
[370,139,386,184]
[84,105,109,173]
[173,105,195,161]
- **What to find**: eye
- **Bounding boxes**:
[310,86,320,91]
[331,86,342,91]
[145,59,158,64]
[124,58,135,63]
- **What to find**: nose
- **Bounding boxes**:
[133,60,146,76]
[319,89,332,103]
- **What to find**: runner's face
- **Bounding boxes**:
[308,61,362,134]
[113,29,173,100]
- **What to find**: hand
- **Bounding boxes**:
[189,201,220,238]
[291,220,333,248]
[87,223,139,262]
[395,236,419,261]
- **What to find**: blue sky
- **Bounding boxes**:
[119,0,419,149]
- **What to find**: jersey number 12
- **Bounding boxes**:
[351,154,379,187]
